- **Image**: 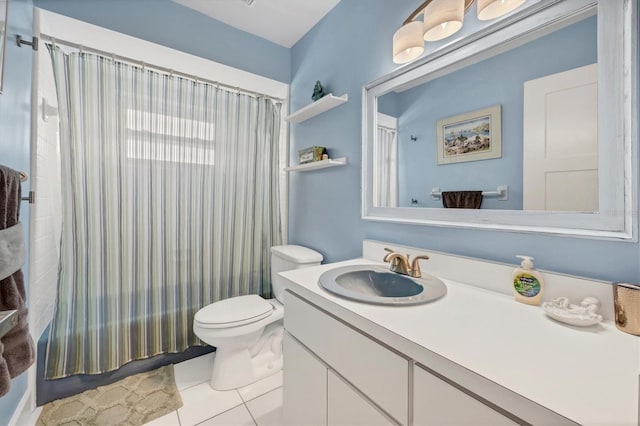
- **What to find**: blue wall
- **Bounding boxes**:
[34,0,291,83]
[392,16,597,209]
[0,0,33,422]
[289,0,640,283]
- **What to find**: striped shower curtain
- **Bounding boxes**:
[45,45,283,379]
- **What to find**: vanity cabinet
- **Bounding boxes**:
[283,333,327,425]
[327,370,396,426]
[284,331,396,426]
[284,290,576,426]
[413,364,516,426]
[285,289,409,424]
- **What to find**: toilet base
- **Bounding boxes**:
[209,323,284,390]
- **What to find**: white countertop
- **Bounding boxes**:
[280,258,640,426]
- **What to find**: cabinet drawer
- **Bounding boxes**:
[328,370,397,426]
[414,364,517,426]
[285,291,409,425]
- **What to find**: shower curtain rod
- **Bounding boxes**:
[39,34,286,102]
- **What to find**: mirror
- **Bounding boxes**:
[0,0,7,93]
[362,0,636,239]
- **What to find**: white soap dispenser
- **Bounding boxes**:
[512,255,544,305]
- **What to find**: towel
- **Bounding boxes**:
[442,191,483,209]
[0,165,35,397]
[0,223,26,281]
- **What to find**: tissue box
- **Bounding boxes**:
[298,146,326,164]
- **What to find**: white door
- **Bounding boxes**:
[523,64,598,211]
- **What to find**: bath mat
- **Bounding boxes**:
[36,365,183,426]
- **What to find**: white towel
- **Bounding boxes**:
[0,222,26,281]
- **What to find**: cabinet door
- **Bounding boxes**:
[414,365,517,426]
[283,333,327,426]
[328,371,397,426]
[286,291,409,424]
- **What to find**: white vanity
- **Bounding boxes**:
[280,241,639,426]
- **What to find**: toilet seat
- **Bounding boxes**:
[194,295,274,329]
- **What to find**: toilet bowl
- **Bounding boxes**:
[193,245,322,390]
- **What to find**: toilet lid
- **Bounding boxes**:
[194,295,273,328]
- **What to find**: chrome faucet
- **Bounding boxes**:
[383,248,430,278]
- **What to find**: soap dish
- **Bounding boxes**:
[541,297,603,327]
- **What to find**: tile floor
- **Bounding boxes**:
[147,353,284,426]
[18,353,283,426]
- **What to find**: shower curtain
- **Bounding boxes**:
[45,45,283,379]
[373,126,398,207]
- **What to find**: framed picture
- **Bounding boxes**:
[436,105,501,165]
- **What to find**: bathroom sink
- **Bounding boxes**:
[318,265,446,306]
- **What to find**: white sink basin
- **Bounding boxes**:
[318,265,447,305]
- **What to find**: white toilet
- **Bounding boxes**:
[193,245,323,390]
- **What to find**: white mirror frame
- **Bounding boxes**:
[362,0,637,240]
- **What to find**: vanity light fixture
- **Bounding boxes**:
[393,0,526,64]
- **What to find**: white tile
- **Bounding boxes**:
[245,388,283,426]
[238,371,283,403]
[197,405,256,426]
[174,353,215,391]
[144,410,181,426]
[177,382,243,426]
[17,406,42,426]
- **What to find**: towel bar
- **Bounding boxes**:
[431,185,508,201]
[21,191,35,204]
[0,311,18,339]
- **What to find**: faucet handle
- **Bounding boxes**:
[411,255,430,278]
[383,247,396,263]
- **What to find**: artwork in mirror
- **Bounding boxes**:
[436,104,501,166]
[0,0,6,93]
[363,0,636,239]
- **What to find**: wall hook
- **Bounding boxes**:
[411,198,419,204]
[410,135,418,142]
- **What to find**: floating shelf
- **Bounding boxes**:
[284,157,348,172]
[284,94,348,123]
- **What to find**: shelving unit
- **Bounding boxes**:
[284,94,348,123]
[284,157,347,172]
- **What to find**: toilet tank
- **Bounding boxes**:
[271,245,323,303]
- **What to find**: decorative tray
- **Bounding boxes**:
[541,297,603,327]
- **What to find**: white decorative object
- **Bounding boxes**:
[542,297,603,327]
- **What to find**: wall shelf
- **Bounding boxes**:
[284,94,348,123]
[284,157,347,172]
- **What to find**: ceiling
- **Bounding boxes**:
[172,0,342,48]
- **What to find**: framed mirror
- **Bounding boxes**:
[362,0,637,240]
[0,0,7,93]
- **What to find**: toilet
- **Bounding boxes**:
[193,245,323,390]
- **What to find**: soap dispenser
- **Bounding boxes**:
[512,255,544,305]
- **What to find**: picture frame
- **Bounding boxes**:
[0,0,7,94]
[436,104,501,165]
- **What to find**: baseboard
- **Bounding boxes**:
[8,387,32,426]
